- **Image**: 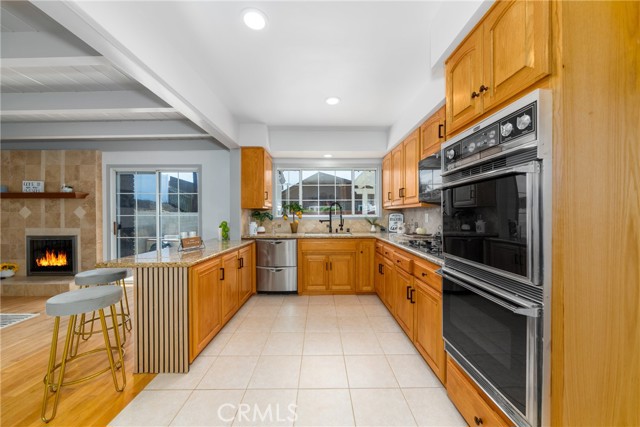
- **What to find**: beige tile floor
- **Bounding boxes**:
[110,294,466,427]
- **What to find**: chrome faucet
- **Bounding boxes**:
[318,202,344,233]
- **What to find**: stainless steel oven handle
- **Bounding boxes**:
[443,268,541,318]
[441,161,540,189]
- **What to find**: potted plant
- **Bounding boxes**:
[0,262,18,279]
[365,217,381,233]
[281,202,304,233]
[251,211,273,234]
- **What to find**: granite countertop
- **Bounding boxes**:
[97,239,253,268]
[241,232,444,267]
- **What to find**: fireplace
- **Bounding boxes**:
[26,236,77,276]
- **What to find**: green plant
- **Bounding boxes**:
[281,202,304,223]
[251,210,273,226]
[365,217,381,227]
[219,220,230,240]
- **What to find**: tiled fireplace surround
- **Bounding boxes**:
[0,150,103,295]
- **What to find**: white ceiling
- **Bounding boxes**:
[2,1,489,156]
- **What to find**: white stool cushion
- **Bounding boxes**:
[75,268,127,286]
[46,286,123,317]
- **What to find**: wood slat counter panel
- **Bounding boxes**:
[135,267,189,373]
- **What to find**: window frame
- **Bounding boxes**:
[274,164,381,218]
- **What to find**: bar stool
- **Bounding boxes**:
[72,268,131,354]
[41,285,126,423]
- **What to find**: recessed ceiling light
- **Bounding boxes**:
[243,8,267,30]
[323,154,333,158]
[325,97,341,105]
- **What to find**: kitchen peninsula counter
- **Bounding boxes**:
[98,239,254,374]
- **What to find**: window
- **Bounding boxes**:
[114,170,199,257]
[277,169,378,216]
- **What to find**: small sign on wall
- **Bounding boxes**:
[22,181,44,193]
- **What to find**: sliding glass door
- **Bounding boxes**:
[112,169,200,258]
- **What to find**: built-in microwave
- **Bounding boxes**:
[418,152,442,204]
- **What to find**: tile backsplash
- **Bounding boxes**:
[398,206,442,235]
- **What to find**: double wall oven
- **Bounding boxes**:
[441,90,552,427]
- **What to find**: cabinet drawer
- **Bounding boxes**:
[413,259,441,291]
[446,357,510,427]
[393,251,413,274]
[299,239,357,252]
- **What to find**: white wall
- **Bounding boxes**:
[101,149,230,259]
[269,128,388,158]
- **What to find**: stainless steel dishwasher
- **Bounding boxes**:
[256,239,297,293]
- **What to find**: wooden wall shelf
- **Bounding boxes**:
[0,192,89,199]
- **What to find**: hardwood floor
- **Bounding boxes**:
[0,288,155,426]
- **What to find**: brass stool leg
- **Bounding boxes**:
[41,315,76,423]
[69,312,85,358]
[100,306,126,391]
[118,279,133,332]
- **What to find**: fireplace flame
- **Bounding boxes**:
[36,249,68,267]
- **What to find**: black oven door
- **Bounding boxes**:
[442,161,541,286]
[442,268,541,427]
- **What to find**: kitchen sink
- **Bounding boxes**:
[303,232,352,237]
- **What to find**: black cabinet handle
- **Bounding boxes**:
[406,285,411,300]
[474,416,483,426]
[421,272,427,277]
[387,191,391,201]
[264,191,268,200]
[410,288,415,304]
[471,91,480,99]
[241,257,244,268]
[220,267,225,281]
[479,85,489,93]
[438,123,444,139]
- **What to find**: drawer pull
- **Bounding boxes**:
[421,272,427,277]
[406,285,411,300]
[474,416,483,426]
[410,288,415,304]
[220,268,225,281]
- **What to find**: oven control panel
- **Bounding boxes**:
[443,102,537,172]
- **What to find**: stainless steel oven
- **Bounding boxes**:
[442,268,541,427]
[441,90,552,427]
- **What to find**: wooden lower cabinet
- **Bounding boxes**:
[189,243,256,362]
[394,267,415,337]
[221,251,239,323]
[298,239,374,294]
[446,357,511,427]
[383,257,396,311]
[238,244,255,305]
[356,240,375,292]
[374,253,385,298]
[189,257,222,363]
[414,278,446,383]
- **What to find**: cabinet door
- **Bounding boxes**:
[238,245,254,305]
[391,144,404,206]
[446,29,484,134]
[356,240,375,292]
[382,154,393,208]
[328,253,356,291]
[403,129,420,205]
[482,0,550,110]
[264,151,273,208]
[420,106,446,159]
[301,253,328,292]
[374,253,385,299]
[414,279,446,383]
[383,257,396,311]
[221,251,239,323]
[189,258,222,362]
[394,267,414,338]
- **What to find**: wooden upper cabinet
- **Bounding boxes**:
[402,129,420,205]
[391,144,404,206]
[241,147,273,209]
[482,0,550,110]
[420,106,446,159]
[446,29,484,133]
[445,0,550,135]
[382,154,392,208]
